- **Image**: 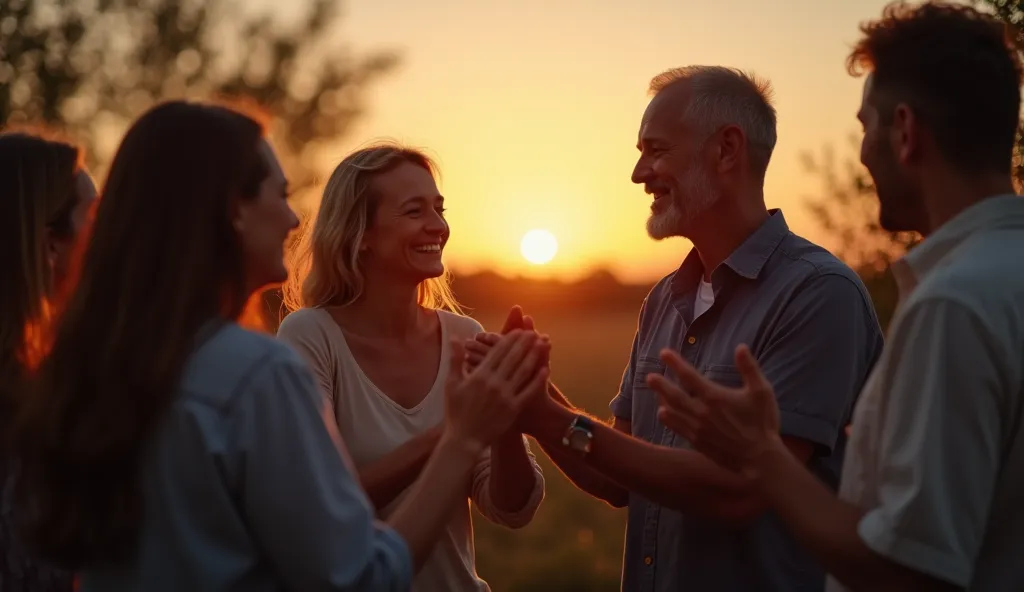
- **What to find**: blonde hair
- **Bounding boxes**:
[282,142,462,314]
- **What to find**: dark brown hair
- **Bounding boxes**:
[0,132,82,438]
[848,1,1022,175]
[13,101,268,568]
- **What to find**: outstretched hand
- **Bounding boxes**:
[645,344,782,478]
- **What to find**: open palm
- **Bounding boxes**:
[646,344,781,478]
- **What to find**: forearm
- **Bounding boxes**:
[358,426,443,513]
[527,400,756,519]
[755,441,955,592]
[387,431,481,571]
[534,384,628,506]
[538,439,629,508]
[488,432,538,512]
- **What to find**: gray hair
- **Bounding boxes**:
[649,65,778,176]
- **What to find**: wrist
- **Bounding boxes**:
[519,393,562,436]
[747,434,792,497]
[437,427,486,463]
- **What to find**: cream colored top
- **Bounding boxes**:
[278,307,545,592]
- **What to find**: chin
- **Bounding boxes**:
[876,190,921,233]
[414,265,445,281]
[646,210,685,241]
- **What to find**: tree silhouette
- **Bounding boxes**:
[1,0,398,330]
[0,0,398,190]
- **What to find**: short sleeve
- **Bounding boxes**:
[856,298,1008,587]
[239,355,413,591]
[758,273,883,453]
[608,330,640,421]
[277,310,336,407]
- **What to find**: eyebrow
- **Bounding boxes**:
[400,195,445,206]
[637,137,665,151]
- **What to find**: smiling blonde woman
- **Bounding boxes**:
[279,143,546,592]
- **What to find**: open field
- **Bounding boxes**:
[466,307,640,592]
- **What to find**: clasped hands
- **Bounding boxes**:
[462,304,790,482]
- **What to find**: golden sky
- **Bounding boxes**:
[289,0,907,282]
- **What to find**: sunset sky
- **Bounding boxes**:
[278,0,908,282]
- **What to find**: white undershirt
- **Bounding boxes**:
[694,279,715,320]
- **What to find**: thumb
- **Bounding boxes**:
[734,345,771,398]
[448,338,467,382]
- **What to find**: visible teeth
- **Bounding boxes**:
[414,245,441,253]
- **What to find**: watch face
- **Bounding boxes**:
[568,429,592,452]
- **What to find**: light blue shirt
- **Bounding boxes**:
[80,322,412,592]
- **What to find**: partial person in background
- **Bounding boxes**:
[650,3,1024,591]
[0,131,96,592]
[278,143,545,592]
[12,101,549,592]
[470,65,883,592]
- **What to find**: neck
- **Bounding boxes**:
[339,272,422,338]
[686,189,769,281]
[919,169,1016,236]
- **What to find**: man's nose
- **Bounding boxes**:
[631,158,650,185]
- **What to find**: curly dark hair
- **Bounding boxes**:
[12,101,269,569]
[848,1,1022,175]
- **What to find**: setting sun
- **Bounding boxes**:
[520,229,558,265]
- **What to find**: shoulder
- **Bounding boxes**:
[906,236,1024,353]
[277,307,332,340]
[180,323,312,410]
[439,309,485,339]
[773,232,875,307]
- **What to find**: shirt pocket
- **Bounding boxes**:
[702,363,744,389]
[630,357,666,442]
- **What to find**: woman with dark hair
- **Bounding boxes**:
[0,131,97,592]
[13,100,548,592]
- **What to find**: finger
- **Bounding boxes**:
[658,405,698,442]
[477,329,524,372]
[659,348,718,399]
[475,332,501,346]
[495,331,539,379]
[512,365,550,408]
[447,338,466,382]
[734,345,771,394]
[500,305,524,334]
[509,345,541,389]
[522,315,535,331]
[465,339,489,356]
[465,351,484,369]
[646,373,708,419]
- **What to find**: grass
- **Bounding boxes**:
[465,307,639,592]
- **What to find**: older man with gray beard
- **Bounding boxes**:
[470,65,884,592]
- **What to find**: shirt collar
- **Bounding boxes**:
[671,209,790,297]
[893,194,1024,297]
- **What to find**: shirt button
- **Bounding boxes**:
[644,556,653,566]
[687,336,696,345]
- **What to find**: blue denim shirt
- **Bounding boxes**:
[80,323,412,592]
[611,210,884,592]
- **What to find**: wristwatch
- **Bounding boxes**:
[562,415,595,454]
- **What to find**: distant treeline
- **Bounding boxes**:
[450,269,653,315]
[260,269,655,331]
